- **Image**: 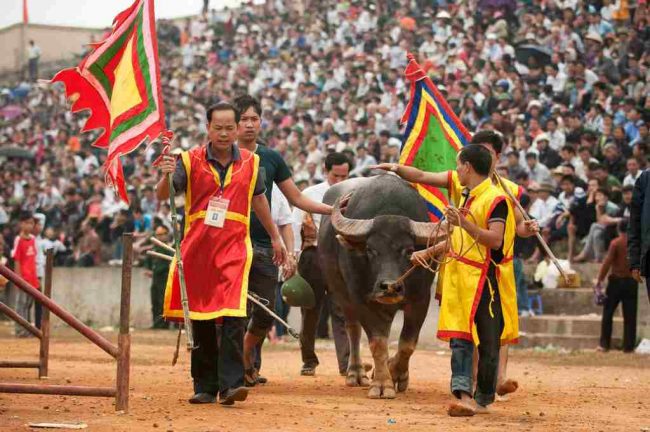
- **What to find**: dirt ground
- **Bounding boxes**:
[0,323,648,432]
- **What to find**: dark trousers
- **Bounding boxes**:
[298,247,349,373]
[600,276,638,352]
[247,246,279,372]
[450,277,503,407]
[274,281,289,338]
[150,277,168,329]
[191,317,246,397]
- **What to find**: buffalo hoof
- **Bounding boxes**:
[388,357,409,393]
[345,364,370,387]
[368,381,396,399]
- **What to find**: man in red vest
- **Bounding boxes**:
[157,102,285,406]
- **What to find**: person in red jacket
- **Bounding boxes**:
[12,212,40,337]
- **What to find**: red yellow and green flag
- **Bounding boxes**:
[51,0,165,201]
[399,53,472,221]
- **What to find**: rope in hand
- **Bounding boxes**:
[394,206,482,286]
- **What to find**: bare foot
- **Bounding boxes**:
[474,403,490,414]
[448,400,476,417]
[497,379,519,396]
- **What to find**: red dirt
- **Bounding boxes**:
[0,324,648,432]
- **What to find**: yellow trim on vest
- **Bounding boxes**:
[181,151,192,236]
[208,162,234,191]
[163,152,259,321]
[186,210,248,227]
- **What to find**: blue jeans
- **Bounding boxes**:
[514,258,529,313]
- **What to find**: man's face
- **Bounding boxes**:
[623,190,633,204]
[537,139,548,150]
[326,163,349,185]
[237,107,261,143]
[207,109,238,151]
[627,159,639,174]
[595,191,608,205]
[526,157,536,170]
[595,169,607,181]
[456,155,472,186]
[560,180,574,194]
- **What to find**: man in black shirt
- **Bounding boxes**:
[233,95,332,386]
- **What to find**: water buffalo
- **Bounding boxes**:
[318,173,446,399]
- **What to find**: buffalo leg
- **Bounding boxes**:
[389,297,429,393]
[344,314,369,387]
[366,320,395,399]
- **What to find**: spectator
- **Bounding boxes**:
[26,40,41,81]
[68,220,101,267]
[534,133,562,169]
[525,153,553,185]
[12,212,40,337]
[623,157,643,187]
[574,188,621,262]
[350,145,377,177]
[595,219,637,353]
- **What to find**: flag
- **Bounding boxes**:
[23,0,28,24]
[399,53,472,221]
[51,0,165,202]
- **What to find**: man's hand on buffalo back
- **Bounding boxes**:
[370,163,398,172]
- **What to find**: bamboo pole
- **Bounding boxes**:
[493,172,569,283]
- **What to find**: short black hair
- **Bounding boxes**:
[458,144,493,176]
[622,184,634,193]
[525,152,538,160]
[206,102,240,123]
[471,130,504,155]
[561,145,576,154]
[596,187,610,198]
[325,152,351,171]
[19,211,34,222]
[233,94,262,117]
[560,174,575,184]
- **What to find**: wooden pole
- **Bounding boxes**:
[39,249,53,378]
[166,173,194,350]
[493,172,569,283]
[0,265,118,358]
[0,301,41,339]
[0,361,40,368]
[0,383,115,397]
[115,233,132,412]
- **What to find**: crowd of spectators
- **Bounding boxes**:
[0,0,648,270]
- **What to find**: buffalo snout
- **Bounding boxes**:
[371,280,405,305]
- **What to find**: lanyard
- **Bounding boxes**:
[208,162,233,196]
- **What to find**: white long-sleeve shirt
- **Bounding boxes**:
[291,180,331,253]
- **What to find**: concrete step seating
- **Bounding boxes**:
[518,262,621,350]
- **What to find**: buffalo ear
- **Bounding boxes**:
[336,234,366,251]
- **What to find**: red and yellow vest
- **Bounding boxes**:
[163,145,259,321]
[436,172,518,345]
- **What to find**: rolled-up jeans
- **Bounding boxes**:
[450,277,503,407]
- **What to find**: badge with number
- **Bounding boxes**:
[205,196,230,228]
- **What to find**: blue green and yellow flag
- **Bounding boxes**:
[399,53,472,221]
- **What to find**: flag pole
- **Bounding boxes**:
[161,133,194,351]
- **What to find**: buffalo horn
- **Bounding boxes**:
[331,199,373,241]
[409,220,449,245]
